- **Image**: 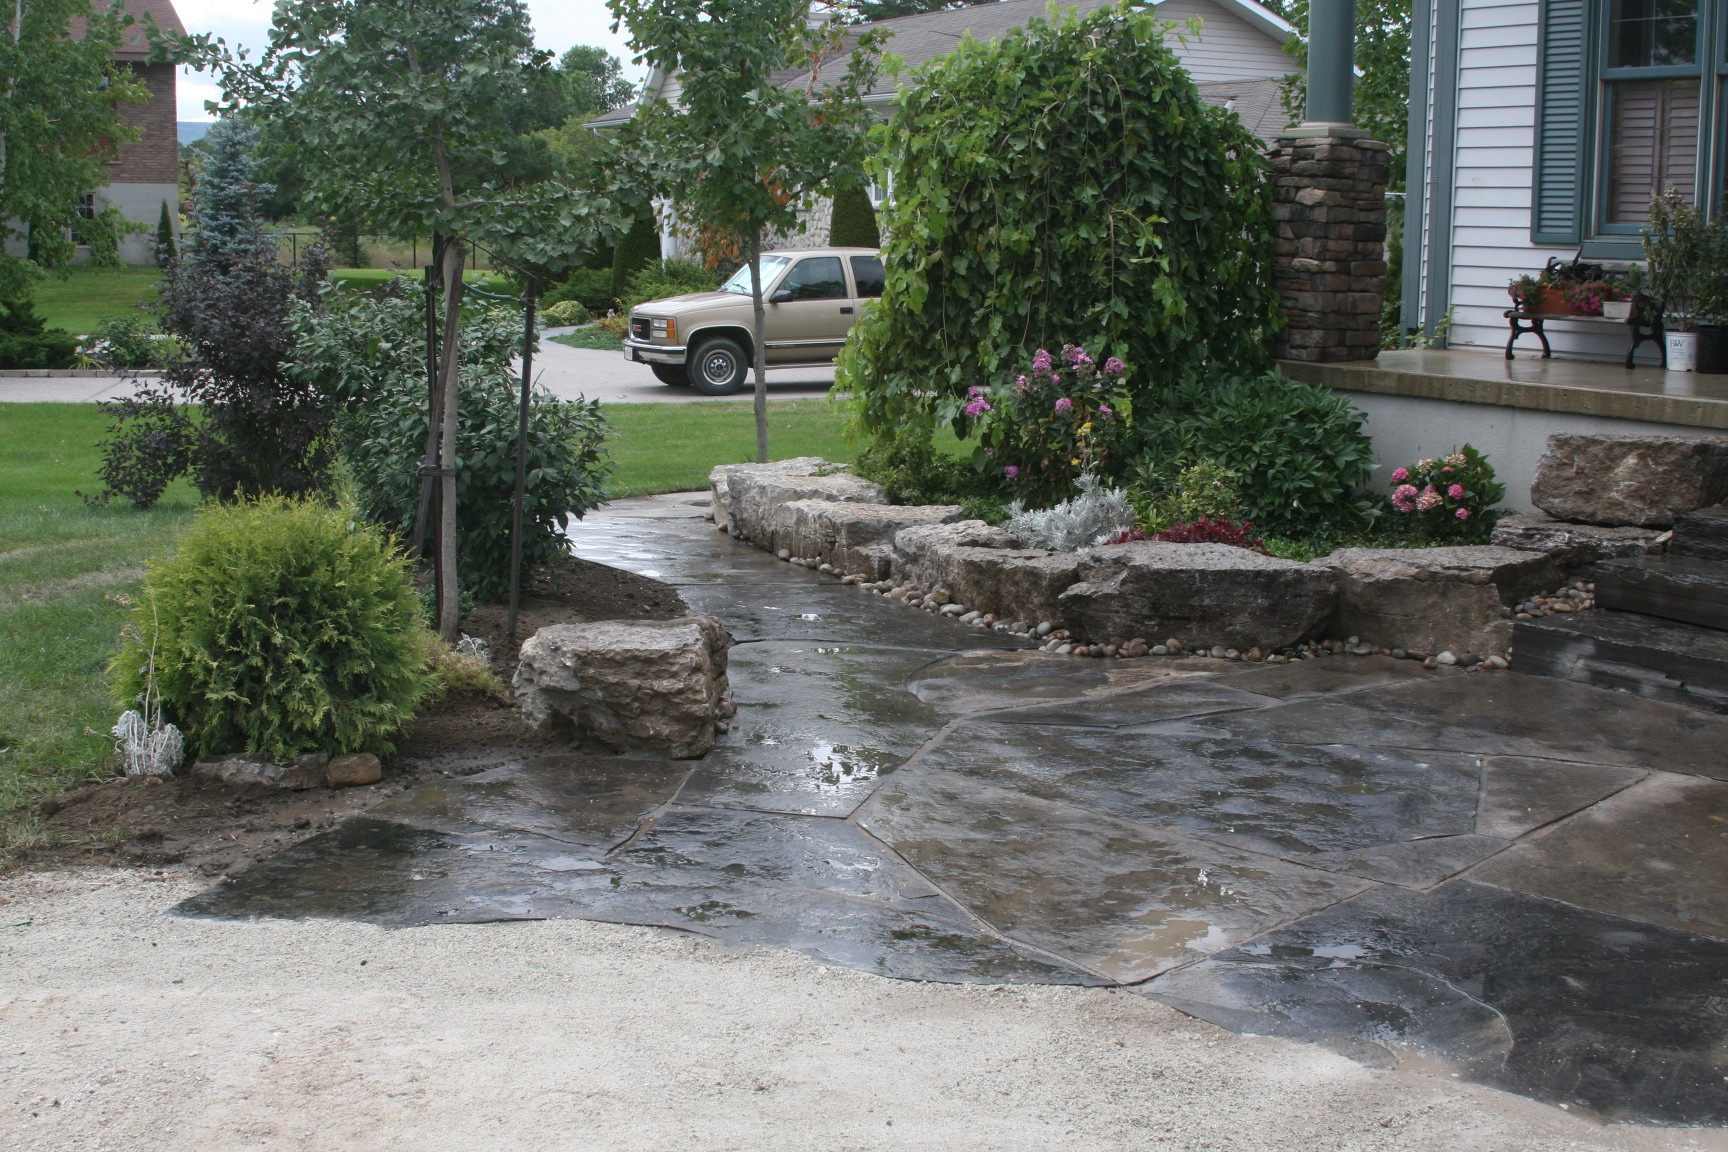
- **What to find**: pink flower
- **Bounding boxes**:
[1004,465,1019,479]
[963,396,992,417]
[1416,486,1442,512]
[1455,508,1471,520]
[1050,374,1061,385]
[1391,483,1419,512]
[1065,345,1093,368]
[1031,349,1053,376]
[1390,467,1410,483]
[1103,357,1126,376]
[1097,403,1113,419]
[1053,397,1073,415]
[1447,484,1465,500]
[1014,374,1030,394]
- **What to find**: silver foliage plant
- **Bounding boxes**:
[1004,474,1136,552]
[112,592,184,778]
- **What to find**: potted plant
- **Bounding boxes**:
[1644,187,1706,369]
[1508,271,1549,314]
[1690,217,1728,373]
[1561,278,1611,316]
[1601,266,1644,321]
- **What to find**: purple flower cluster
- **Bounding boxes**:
[1053,397,1073,415]
[962,385,994,418]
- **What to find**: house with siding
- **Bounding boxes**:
[593,0,1300,252]
[1402,0,1711,363]
[4,0,185,266]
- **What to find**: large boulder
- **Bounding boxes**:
[192,752,330,791]
[937,547,1082,626]
[1058,542,1334,649]
[774,500,966,578]
[514,617,733,759]
[1490,513,1670,569]
[1321,545,1561,656]
[891,520,1019,589]
[709,458,884,546]
[1531,433,1728,527]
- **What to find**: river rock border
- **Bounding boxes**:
[708,460,1587,670]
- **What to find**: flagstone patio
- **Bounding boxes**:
[179,493,1728,1127]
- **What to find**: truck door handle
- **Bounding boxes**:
[840,306,854,314]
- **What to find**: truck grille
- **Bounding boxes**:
[630,317,651,341]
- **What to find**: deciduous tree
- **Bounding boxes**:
[157,0,628,640]
[608,0,882,460]
[0,0,147,298]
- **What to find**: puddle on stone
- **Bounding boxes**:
[1219,655,1436,700]
[567,517,826,587]
[1469,771,1728,938]
[1144,880,1728,1126]
[917,719,1483,858]
[679,643,949,816]
[372,754,687,849]
[177,809,1098,986]
[858,770,1369,983]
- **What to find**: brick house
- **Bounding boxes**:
[5,0,185,266]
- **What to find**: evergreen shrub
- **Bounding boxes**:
[827,181,880,248]
[839,1,1278,438]
[0,295,78,369]
[611,212,662,300]
[541,299,591,326]
[113,496,436,763]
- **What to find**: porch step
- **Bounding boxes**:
[1672,504,1728,562]
[1591,556,1728,632]
[1511,610,1728,714]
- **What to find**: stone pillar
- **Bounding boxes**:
[1269,134,1390,363]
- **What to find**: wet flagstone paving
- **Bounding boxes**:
[181,493,1728,1126]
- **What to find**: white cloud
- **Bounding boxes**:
[173,0,645,122]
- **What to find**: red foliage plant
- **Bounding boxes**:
[1148,516,1266,552]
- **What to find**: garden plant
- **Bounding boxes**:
[1383,445,1504,543]
[112,496,436,764]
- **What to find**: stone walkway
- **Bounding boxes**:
[183,494,1728,1127]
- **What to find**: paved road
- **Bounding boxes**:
[0,330,837,405]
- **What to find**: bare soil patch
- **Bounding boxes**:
[13,551,684,877]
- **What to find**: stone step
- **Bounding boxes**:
[1591,556,1728,632]
[1672,504,1728,562]
[1511,610,1728,714]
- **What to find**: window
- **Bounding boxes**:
[68,192,96,245]
[1599,0,1708,228]
[1532,0,1728,248]
[719,255,792,295]
[776,256,846,301]
[849,254,885,298]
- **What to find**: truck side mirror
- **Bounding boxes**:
[769,288,794,304]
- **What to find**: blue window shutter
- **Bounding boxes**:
[1533,0,1590,244]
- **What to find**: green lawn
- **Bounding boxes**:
[0,404,198,824]
[0,397,893,823]
[28,266,509,334]
[602,399,867,497]
[31,266,164,333]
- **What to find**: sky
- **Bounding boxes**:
[171,0,648,121]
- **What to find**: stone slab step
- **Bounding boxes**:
[1591,556,1728,632]
[1511,610,1728,714]
[1673,504,1728,562]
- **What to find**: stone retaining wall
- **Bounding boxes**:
[709,460,1575,661]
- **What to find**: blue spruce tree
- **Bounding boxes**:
[191,119,273,266]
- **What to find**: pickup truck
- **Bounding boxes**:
[621,246,884,394]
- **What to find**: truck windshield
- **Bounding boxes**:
[719,256,792,296]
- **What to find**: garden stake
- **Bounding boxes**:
[507,276,537,649]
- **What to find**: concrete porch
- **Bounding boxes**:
[1283,349,1728,513]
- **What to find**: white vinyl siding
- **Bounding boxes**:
[1423,0,1650,360]
[1150,0,1296,81]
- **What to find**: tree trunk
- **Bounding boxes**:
[411,235,444,562]
[435,238,466,642]
[747,226,769,463]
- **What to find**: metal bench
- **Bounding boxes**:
[1504,304,1665,368]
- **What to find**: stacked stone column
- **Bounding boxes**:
[1268,135,1391,363]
